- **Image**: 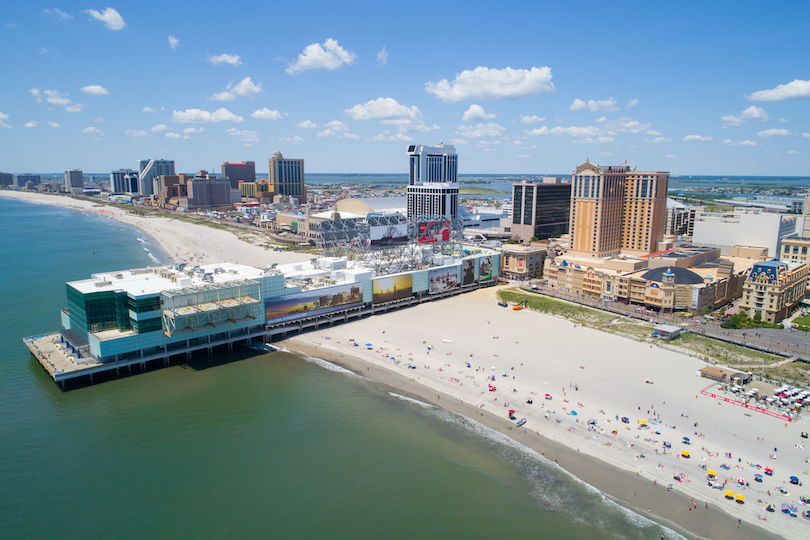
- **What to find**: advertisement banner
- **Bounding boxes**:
[370,223,408,247]
[428,266,459,294]
[461,259,475,285]
[417,220,451,243]
[479,256,493,281]
[372,274,413,303]
[266,283,363,325]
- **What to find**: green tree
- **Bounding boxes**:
[753,311,762,323]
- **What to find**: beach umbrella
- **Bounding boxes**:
[663,442,671,448]
[682,436,690,442]
[682,450,690,457]
[736,477,745,483]
[801,432,808,438]
[407,362,415,368]
[724,490,735,499]
[754,474,762,481]
[366,343,373,347]
[707,469,717,476]
[764,468,774,475]
[571,411,578,415]
[789,476,799,484]
[639,419,647,424]
[736,494,745,503]
[765,503,775,512]
[509,409,515,415]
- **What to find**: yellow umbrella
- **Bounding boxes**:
[639,419,647,424]
[682,450,690,457]
[707,469,717,476]
[724,490,735,498]
[735,494,745,502]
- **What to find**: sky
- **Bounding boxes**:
[1,1,809,176]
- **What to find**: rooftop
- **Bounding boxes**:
[68,263,273,297]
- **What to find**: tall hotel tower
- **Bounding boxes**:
[268,150,306,204]
[569,160,669,257]
[406,144,458,220]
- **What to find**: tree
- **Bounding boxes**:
[530,236,539,242]
[753,311,762,323]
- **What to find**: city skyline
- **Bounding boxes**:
[1,1,809,175]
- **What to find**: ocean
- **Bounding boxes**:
[0,196,681,539]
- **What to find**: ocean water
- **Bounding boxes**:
[0,197,680,540]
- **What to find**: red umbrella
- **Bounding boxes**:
[509,409,516,414]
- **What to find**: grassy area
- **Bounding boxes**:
[670,332,781,365]
[767,361,810,388]
[497,290,614,325]
[459,187,504,194]
[792,315,810,326]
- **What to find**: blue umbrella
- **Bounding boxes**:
[663,442,671,448]
[366,343,373,347]
[789,476,799,484]
[570,411,577,415]
[683,436,690,442]
[407,362,415,368]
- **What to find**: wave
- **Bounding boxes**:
[388,392,436,410]
[147,252,161,265]
[296,352,361,378]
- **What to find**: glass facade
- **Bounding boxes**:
[67,284,164,339]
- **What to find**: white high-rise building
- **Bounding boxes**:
[137,159,175,197]
[406,144,458,220]
[110,169,138,194]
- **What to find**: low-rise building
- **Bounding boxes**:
[739,261,808,323]
[500,245,545,279]
[779,237,810,267]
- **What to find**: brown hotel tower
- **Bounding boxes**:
[568,160,669,257]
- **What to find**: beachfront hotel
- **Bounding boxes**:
[268,150,306,205]
[568,160,669,257]
[406,144,459,220]
[26,247,501,387]
[739,261,808,323]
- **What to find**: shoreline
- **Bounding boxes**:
[285,340,779,540]
[0,190,311,268]
[282,286,807,540]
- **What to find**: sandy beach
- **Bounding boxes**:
[0,191,310,267]
[286,286,810,540]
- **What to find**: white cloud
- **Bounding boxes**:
[525,125,607,137]
[82,126,102,134]
[42,8,73,20]
[456,123,505,138]
[722,139,760,147]
[570,98,618,112]
[649,137,671,144]
[0,112,12,128]
[92,117,103,122]
[778,118,788,123]
[34,89,86,112]
[252,108,283,120]
[757,128,790,137]
[296,120,317,129]
[142,107,155,113]
[30,88,42,102]
[47,121,59,128]
[226,128,259,142]
[81,85,109,96]
[626,99,638,110]
[207,53,242,66]
[165,132,180,139]
[324,120,349,131]
[286,38,356,74]
[183,135,190,140]
[598,151,613,156]
[278,135,304,144]
[208,77,262,101]
[572,136,615,144]
[343,97,430,132]
[721,105,768,126]
[342,133,360,140]
[788,150,800,154]
[151,124,169,133]
[24,121,38,128]
[65,104,85,113]
[598,116,655,134]
[513,154,530,159]
[448,139,467,145]
[803,133,810,139]
[425,66,554,102]
[168,36,179,49]
[83,8,126,31]
[520,115,545,124]
[171,108,243,123]
[748,79,810,101]
[183,127,203,134]
[368,132,414,142]
[665,154,676,158]
[682,135,712,142]
[462,104,495,121]
[376,45,388,66]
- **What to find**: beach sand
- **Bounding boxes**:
[286,286,809,540]
[0,191,311,267]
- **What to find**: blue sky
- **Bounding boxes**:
[1,1,809,176]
